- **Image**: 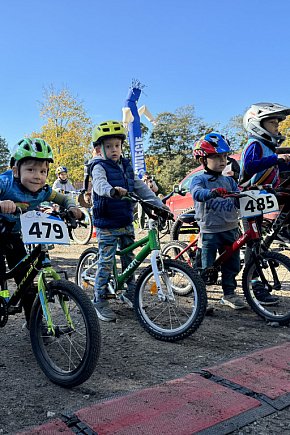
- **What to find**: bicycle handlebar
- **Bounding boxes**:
[51,208,85,230]
[0,203,85,231]
[124,192,174,221]
[276,147,290,155]
[225,184,290,200]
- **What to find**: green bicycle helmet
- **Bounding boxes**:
[11,138,54,166]
[92,121,126,145]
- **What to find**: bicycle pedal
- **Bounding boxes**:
[117,294,133,308]
[8,305,22,314]
[105,294,117,300]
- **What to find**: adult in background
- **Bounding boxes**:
[138,172,158,230]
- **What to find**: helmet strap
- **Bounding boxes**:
[204,167,222,181]
[101,143,108,160]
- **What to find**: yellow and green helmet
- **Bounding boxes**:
[92,121,126,146]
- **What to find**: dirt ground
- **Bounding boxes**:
[1,234,290,434]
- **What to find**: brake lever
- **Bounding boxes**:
[66,210,77,229]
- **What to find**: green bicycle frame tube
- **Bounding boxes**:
[116,228,160,289]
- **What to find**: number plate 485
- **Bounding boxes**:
[239,191,279,218]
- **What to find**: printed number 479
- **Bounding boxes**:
[29,222,64,239]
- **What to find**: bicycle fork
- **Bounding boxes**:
[251,252,280,292]
[38,267,74,335]
[150,250,175,302]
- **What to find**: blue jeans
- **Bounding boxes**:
[94,225,135,302]
[201,228,240,296]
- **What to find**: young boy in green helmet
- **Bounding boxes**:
[0,138,82,326]
[90,120,167,322]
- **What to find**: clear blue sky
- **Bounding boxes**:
[0,0,289,150]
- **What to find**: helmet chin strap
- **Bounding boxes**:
[204,168,222,181]
[203,156,222,181]
[101,144,107,160]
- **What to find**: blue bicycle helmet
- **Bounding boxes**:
[193,132,231,158]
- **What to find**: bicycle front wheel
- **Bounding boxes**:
[135,259,207,342]
[71,207,93,245]
[30,279,101,387]
[242,251,290,325]
[75,247,99,300]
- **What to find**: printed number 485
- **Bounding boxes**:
[245,195,275,212]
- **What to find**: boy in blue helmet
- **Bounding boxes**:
[0,138,82,326]
[190,132,246,310]
[90,120,165,322]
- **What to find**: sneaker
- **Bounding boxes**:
[252,281,279,306]
[94,299,117,322]
[220,294,247,310]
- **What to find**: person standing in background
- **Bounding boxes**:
[138,172,158,230]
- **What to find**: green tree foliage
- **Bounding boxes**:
[280,116,290,147]
[222,115,248,151]
[148,105,214,158]
[147,154,199,195]
[31,86,92,184]
[146,105,215,192]
[0,136,10,173]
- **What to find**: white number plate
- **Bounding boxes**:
[20,211,70,244]
[239,190,279,218]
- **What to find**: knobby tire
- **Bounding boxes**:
[134,259,207,342]
[30,279,101,387]
[242,251,290,325]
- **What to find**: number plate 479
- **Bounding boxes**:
[21,211,70,244]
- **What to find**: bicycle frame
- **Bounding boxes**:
[4,244,45,309]
[2,243,73,334]
[108,219,164,295]
[263,195,290,249]
[213,218,260,268]
[172,217,261,268]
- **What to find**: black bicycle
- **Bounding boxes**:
[0,208,101,388]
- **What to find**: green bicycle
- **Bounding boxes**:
[0,208,101,388]
[75,193,207,342]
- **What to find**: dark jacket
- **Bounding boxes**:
[92,158,135,228]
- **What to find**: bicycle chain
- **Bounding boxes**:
[0,297,8,327]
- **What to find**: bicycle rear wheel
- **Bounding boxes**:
[30,279,101,387]
[70,207,93,245]
[170,209,199,243]
[135,259,207,342]
[75,247,99,300]
[162,241,196,268]
[242,251,290,325]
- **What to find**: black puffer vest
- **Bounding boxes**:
[92,158,135,228]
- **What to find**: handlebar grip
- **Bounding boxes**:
[276,147,290,155]
[0,205,22,215]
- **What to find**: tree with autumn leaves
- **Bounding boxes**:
[31,86,92,185]
[29,87,290,193]
[280,117,290,147]
[0,136,10,173]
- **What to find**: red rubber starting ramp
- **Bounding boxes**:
[18,342,290,435]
